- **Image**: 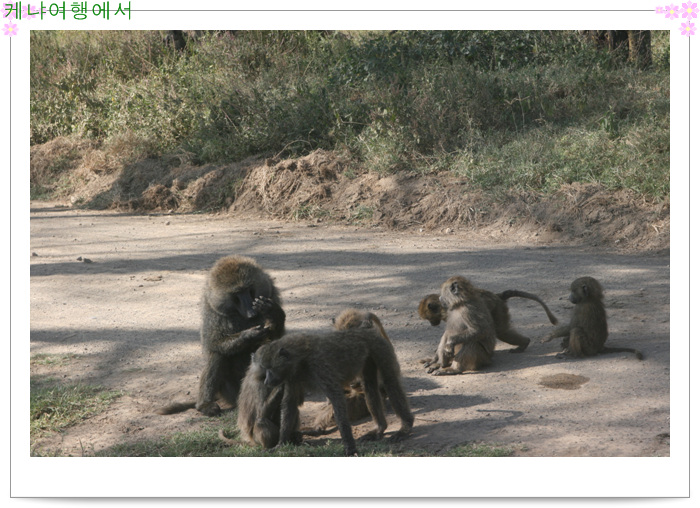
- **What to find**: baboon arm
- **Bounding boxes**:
[278,385,301,445]
[210,326,269,355]
[541,325,571,343]
[259,384,285,421]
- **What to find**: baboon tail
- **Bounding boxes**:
[600,347,644,360]
[498,290,559,325]
[154,400,196,415]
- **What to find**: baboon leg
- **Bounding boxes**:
[253,384,285,448]
[326,385,358,456]
[254,418,281,449]
[433,342,490,375]
[358,359,387,442]
[380,373,414,442]
[541,324,571,343]
[196,353,225,416]
[565,327,599,357]
[497,327,531,353]
[277,386,302,446]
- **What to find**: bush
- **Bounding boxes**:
[30,30,669,199]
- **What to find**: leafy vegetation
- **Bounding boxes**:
[30,30,669,199]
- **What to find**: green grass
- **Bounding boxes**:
[30,353,78,366]
[30,378,122,439]
[94,412,514,457]
[30,30,669,201]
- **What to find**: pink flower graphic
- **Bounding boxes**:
[666,4,680,18]
[22,4,38,20]
[679,21,697,34]
[2,5,16,19]
[3,22,18,36]
[682,2,699,18]
[656,6,666,13]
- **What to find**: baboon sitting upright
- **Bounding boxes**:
[419,285,558,353]
[305,309,393,436]
[253,327,414,456]
[542,276,643,360]
[156,255,286,416]
[424,276,497,375]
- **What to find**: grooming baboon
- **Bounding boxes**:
[254,327,414,456]
[542,276,643,360]
[305,309,393,436]
[424,276,497,375]
[156,255,285,416]
[419,286,558,353]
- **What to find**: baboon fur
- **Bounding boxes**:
[424,276,497,375]
[305,309,393,436]
[542,276,643,360]
[419,286,558,354]
[254,327,414,456]
[235,352,304,448]
[156,255,285,416]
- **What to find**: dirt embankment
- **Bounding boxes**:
[31,137,669,252]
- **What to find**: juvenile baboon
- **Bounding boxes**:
[424,276,497,375]
[254,327,414,456]
[305,309,393,436]
[235,352,304,448]
[541,276,643,360]
[419,286,558,353]
[156,256,285,416]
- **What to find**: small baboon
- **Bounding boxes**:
[419,286,558,353]
[424,276,497,375]
[541,276,643,360]
[156,256,285,416]
[235,352,304,448]
[254,327,414,456]
[305,309,393,436]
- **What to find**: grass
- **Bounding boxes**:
[30,377,122,439]
[30,30,669,201]
[30,353,78,366]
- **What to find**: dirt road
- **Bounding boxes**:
[29,201,670,457]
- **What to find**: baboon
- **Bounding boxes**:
[156,256,285,416]
[254,327,414,456]
[235,352,304,448]
[419,286,558,353]
[424,276,497,375]
[305,309,393,436]
[542,277,643,360]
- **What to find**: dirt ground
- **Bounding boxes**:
[28,200,670,458]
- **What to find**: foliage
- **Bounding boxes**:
[30,30,669,199]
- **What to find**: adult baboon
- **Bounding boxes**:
[156,255,285,416]
[305,309,393,436]
[542,276,643,360]
[424,276,497,375]
[254,327,414,456]
[419,286,558,353]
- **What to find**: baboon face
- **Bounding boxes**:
[255,344,291,388]
[418,294,444,326]
[568,276,604,304]
[439,276,476,309]
[207,256,275,318]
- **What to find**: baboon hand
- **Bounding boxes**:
[240,325,269,343]
[252,296,274,317]
[541,334,555,343]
